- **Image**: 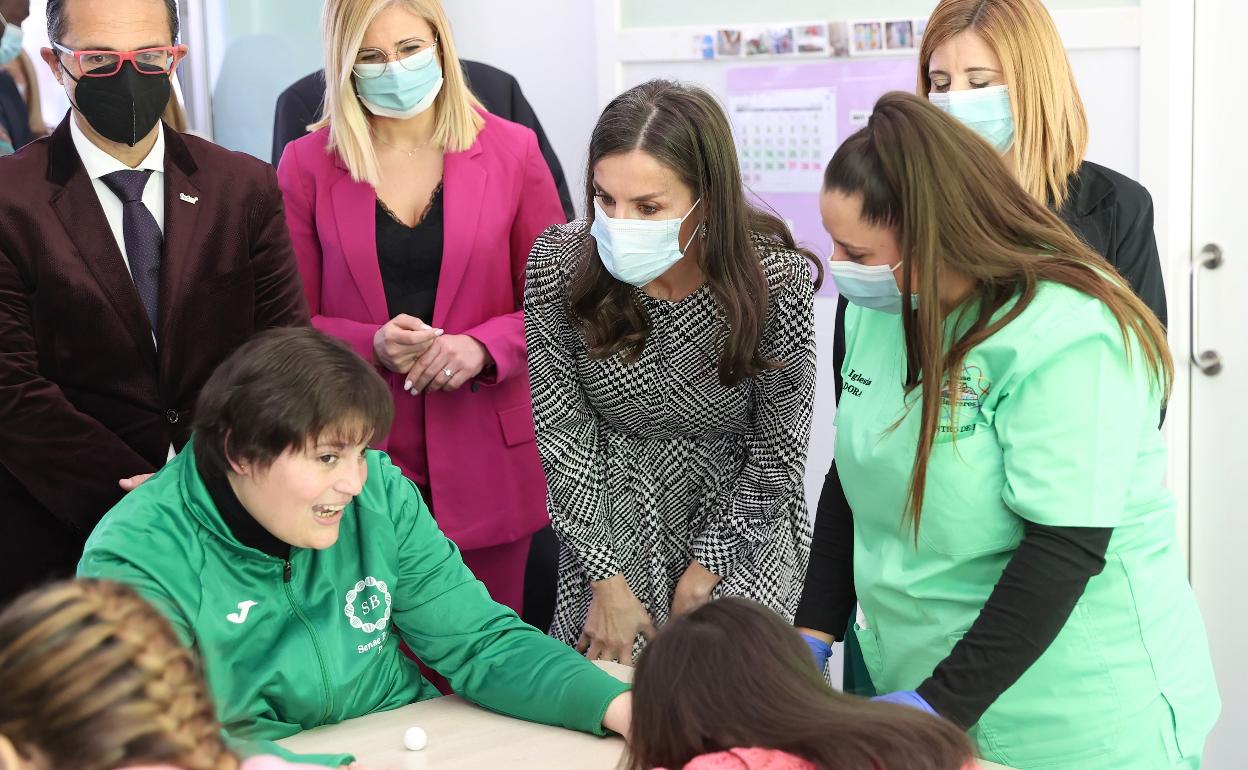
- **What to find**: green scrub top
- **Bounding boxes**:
[836,282,1219,769]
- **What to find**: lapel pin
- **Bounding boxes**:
[180,193,199,205]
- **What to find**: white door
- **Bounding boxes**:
[1190,0,1248,765]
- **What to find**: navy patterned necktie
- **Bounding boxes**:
[101,169,163,332]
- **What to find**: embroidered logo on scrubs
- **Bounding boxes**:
[344,576,392,634]
[842,367,873,398]
[939,366,991,436]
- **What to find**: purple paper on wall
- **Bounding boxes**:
[726,58,917,295]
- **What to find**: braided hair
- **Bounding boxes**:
[0,580,238,770]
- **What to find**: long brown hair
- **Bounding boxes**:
[571,79,820,387]
[626,597,974,770]
[918,0,1088,208]
[823,91,1171,533]
[0,580,237,770]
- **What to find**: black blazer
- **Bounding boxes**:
[0,71,33,152]
[1055,160,1167,327]
[271,60,574,221]
[0,118,309,603]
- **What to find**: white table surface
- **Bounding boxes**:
[277,661,1012,769]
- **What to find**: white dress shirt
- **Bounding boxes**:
[69,116,167,276]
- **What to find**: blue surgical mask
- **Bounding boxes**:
[591,199,702,287]
[828,259,913,314]
[0,22,23,66]
[354,46,443,119]
[928,85,1015,152]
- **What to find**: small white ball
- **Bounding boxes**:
[403,725,428,751]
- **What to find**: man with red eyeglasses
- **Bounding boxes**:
[0,0,309,604]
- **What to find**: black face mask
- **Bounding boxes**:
[67,63,171,146]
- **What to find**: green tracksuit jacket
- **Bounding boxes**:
[79,443,627,766]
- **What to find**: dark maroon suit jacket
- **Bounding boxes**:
[0,117,309,603]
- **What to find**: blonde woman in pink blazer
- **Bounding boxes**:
[277,0,563,614]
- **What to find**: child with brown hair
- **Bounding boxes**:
[0,579,363,770]
[627,597,980,770]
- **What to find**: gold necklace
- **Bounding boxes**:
[374,133,434,158]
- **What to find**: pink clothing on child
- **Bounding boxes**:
[657,747,983,770]
[658,748,815,770]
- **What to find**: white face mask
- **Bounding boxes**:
[827,259,910,314]
[590,199,702,287]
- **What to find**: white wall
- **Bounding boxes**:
[445,1,600,218]
[205,0,326,160]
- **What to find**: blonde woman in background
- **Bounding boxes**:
[0,579,367,770]
[918,0,1166,324]
[277,0,563,619]
[797,0,1171,696]
[0,1,33,153]
[3,51,48,138]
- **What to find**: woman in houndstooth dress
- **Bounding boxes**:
[524,80,818,664]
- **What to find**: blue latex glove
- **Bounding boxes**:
[873,690,938,716]
[801,633,833,670]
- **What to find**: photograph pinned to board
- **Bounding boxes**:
[693,33,715,60]
[745,28,769,56]
[768,27,795,55]
[885,20,916,50]
[851,21,884,55]
[797,24,830,55]
[828,21,850,57]
[914,18,929,47]
[717,29,743,56]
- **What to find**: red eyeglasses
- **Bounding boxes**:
[53,42,184,77]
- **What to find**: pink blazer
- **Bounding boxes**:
[277,112,564,550]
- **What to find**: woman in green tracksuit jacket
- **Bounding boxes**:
[79,327,631,767]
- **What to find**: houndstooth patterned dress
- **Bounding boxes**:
[524,221,816,655]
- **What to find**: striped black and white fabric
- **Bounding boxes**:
[525,220,817,656]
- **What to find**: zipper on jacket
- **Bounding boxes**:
[280,558,335,724]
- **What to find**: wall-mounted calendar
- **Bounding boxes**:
[730,87,838,194]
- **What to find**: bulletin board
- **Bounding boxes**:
[596,2,1153,525]
[723,58,919,295]
[604,6,1143,274]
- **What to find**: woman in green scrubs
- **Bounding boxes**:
[807,92,1219,769]
[800,0,1170,704]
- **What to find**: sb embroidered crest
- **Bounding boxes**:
[344,576,392,634]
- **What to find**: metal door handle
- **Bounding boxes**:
[1191,243,1223,376]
